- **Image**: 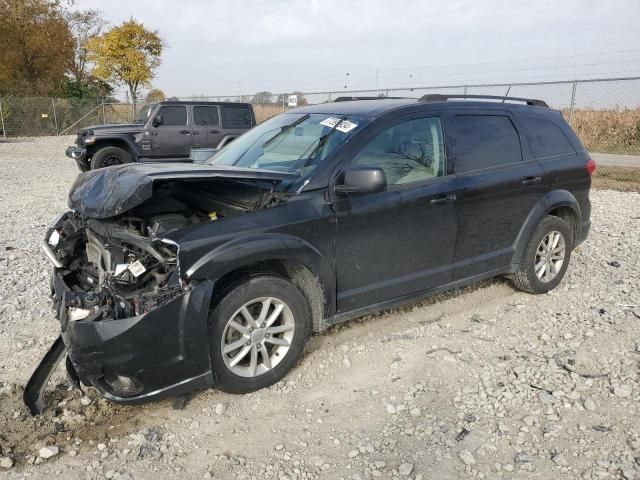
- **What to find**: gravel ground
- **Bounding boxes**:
[0,136,639,480]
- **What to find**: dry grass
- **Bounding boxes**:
[253,104,287,123]
[563,107,640,155]
[592,165,640,192]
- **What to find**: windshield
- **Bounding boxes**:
[206,113,371,179]
[134,103,157,123]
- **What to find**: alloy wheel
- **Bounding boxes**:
[221,297,295,377]
[534,230,566,283]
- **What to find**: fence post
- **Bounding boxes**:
[101,98,106,124]
[282,93,285,112]
[0,98,6,138]
[568,80,577,125]
[51,98,59,135]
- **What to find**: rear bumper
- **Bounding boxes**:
[51,269,215,403]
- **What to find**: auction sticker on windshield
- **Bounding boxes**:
[320,117,358,133]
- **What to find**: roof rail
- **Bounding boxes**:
[333,96,408,102]
[418,94,549,108]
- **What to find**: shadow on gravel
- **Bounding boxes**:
[307,277,515,354]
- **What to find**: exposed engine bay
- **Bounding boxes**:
[47,178,285,322]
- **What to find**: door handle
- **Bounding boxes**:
[179,130,190,135]
[192,131,200,135]
[521,176,542,185]
[430,193,457,205]
[209,129,219,134]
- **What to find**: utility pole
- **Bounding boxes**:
[0,98,6,138]
[51,98,59,135]
[569,80,577,125]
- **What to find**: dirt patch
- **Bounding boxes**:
[0,379,142,468]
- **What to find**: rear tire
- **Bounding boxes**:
[209,276,310,394]
[90,146,133,170]
[511,215,573,294]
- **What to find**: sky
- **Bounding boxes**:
[77,0,640,100]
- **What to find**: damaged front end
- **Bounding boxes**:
[25,211,215,414]
[25,164,297,414]
[45,212,184,323]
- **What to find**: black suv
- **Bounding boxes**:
[66,101,256,171]
[28,94,594,412]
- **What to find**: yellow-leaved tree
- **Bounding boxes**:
[87,19,162,114]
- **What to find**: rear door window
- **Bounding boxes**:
[193,106,220,126]
[454,115,522,173]
[522,116,576,158]
[222,106,252,128]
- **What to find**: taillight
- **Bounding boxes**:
[586,158,596,176]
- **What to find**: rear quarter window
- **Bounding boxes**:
[222,106,252,129]
[522,116,576,158]
[454,115,522,173]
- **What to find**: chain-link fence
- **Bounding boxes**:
[1,76,639,189]
[0,97,133,137]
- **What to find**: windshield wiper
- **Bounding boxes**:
[296,116,346,169]
[263,114,310,147]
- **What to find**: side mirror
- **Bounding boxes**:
[152,114,163,127]
[335,167,387,195]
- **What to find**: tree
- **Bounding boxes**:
[252,91,274,105]
[276,91,308,107]
[0,0,74,95]
[87,19,163,113]
[145,88,165,103]
[65,8,107,84]
[58,77,113,99]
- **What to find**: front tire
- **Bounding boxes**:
[511,215,573,294]
[90,146,133,170]
[209,276,310,394]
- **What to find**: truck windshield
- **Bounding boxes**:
[134,103,157,123]
[206,113,371,177]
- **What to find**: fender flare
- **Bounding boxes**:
[184,233,336,315]
[91,136,141,160]
[511,189,582,267]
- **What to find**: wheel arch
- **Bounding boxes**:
[88,137,139,159]
[186,234,335,332]
[512,189,582,268]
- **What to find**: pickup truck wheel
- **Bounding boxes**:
[91,146,132,170]
[209,276,310,394]
[511,215,573,294]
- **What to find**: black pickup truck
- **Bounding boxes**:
[66,101,256,171]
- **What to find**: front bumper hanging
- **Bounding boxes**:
[23,336,66,415]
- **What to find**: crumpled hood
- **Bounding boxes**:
[68,163,298,219]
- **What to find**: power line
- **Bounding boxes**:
[215,48,640,94]
[220,60,640,97]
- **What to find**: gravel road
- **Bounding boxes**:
[0,137,639,480]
